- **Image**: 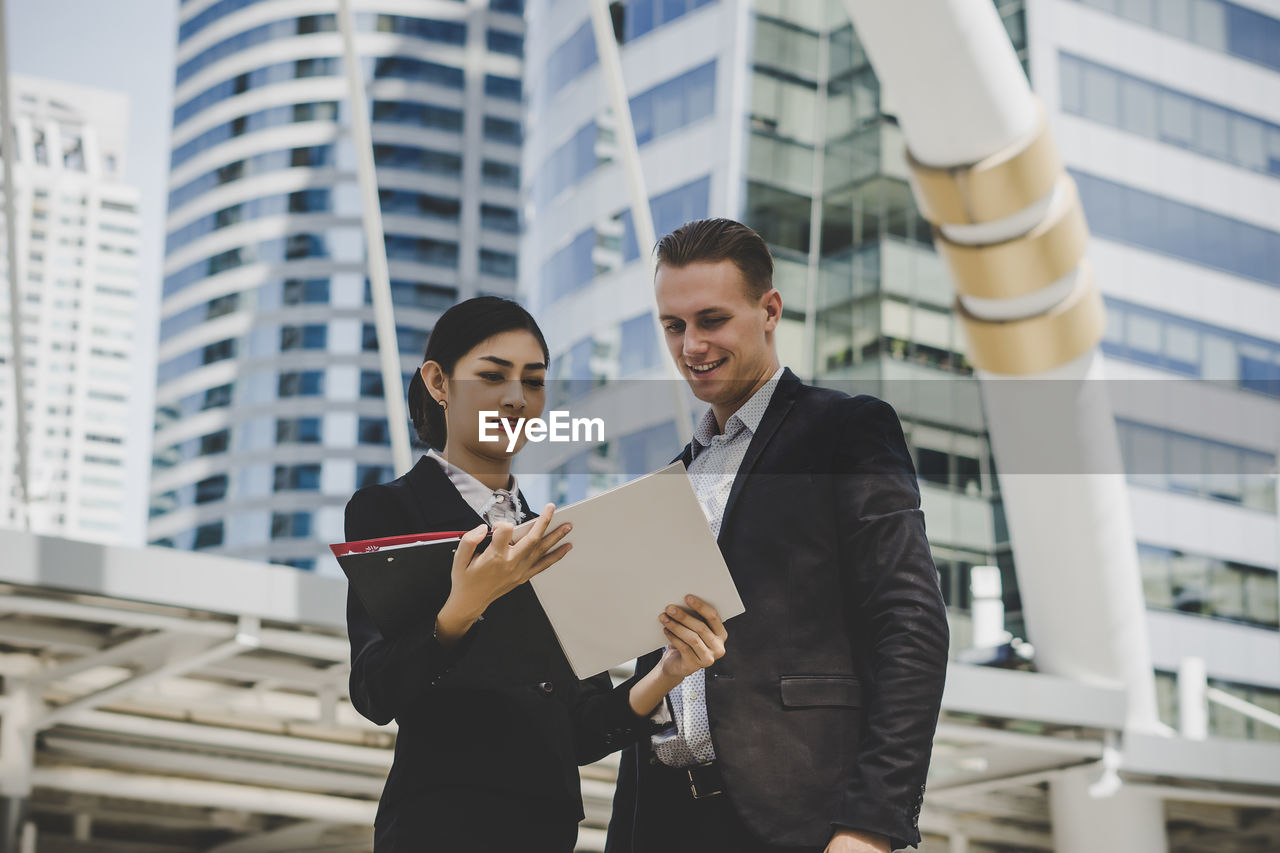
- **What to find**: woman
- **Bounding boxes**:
[344,297,727,852]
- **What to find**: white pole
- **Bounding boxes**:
[802,28,829,382]
[336,0,413,475]
[841,0,1159,732]
[1177,656,1208,741]
[586,0,693,438]
[0,0,32,530]
[969,565,1004,649]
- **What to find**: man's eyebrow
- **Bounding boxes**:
[659,307,729,321]
[477,355,546,370]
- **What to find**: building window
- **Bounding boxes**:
[365,280,457,311]
[540,229,597,303]
[200,429,231,456]
[194,474,228,504]
[482,159,520,189]
[373,55,464,89]
[278,370,324,397]
[171,101,339,168]
[1059,52,1280,178]
[281,324,327,351]
[1102,296,1280,399]
[484,73,522,100]
[385,234,459,268]
[1074,170,1280,289]
[362,323,430,355]
[371,100,464,133]
[479,249,517,278]
[193,520,224,550]
[1064,0,1280,74]
[271,511,312,539]
[618,175,711,262]
[629,61,716,146]
[1117,420,1276,512]
[274,463,322,491]
[378,190,460,220]
[487,28,523,56]
[483,115,522,145]
[283,278,330,304]
[372,14,467,46]
[358,417,392,445]
[271,557,317,571]
[374,144,462,177]
[480,204,519,234]
[276,416,323,443]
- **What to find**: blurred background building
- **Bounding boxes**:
[147,0,526,569]
[0,76,143,546]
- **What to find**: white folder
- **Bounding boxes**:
[516,461,745,679]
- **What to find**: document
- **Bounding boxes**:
[332,461,743,682]
[519,461,744,679]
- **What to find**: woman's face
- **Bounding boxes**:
[432,329,548,460]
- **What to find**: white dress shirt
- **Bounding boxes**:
[651,367,784,768]
[426,449,523,525]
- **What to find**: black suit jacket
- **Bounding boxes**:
[606,369,949,852]
[344,457,651,849]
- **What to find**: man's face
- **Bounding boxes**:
[655,259,780,411]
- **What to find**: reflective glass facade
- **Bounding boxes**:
[153,1,525,568]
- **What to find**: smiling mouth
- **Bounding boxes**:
[688,358,727,375]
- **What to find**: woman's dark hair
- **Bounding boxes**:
[407,296,550,450]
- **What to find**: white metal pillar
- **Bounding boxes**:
[1049,765,1167,853]
[0,682,38,853]
[586,0,694,437]
[336,0,413,475]
[840,1,1167,849]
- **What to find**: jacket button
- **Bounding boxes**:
[539,681,554,694]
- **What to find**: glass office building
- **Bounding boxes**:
[0,77,143,545]
[150,0,526,570]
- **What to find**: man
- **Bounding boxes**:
[605,219,950,853]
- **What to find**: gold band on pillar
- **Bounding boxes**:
[908,102,1061,226]
[934,175,1088,300]
[956,263,1104,375]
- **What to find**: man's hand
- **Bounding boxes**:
[826,828,891,853]
[657,595,728,681]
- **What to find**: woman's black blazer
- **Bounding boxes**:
[344,455,651,843]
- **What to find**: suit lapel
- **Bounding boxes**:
[716,368,801,545]
[403,455,486,530]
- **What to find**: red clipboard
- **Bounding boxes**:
[328,530,468,558]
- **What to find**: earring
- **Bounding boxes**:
[438,399,447,412]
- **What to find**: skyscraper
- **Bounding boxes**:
[0,75,142,545]
[150,0,526,570]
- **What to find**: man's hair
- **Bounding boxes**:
[655,218,774,299]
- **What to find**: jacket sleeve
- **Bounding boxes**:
[565,667,656,766]
[830,396,949,850]
[345,485,478,726]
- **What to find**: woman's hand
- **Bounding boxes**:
[434,503,572,645]
[657,595,728,682]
